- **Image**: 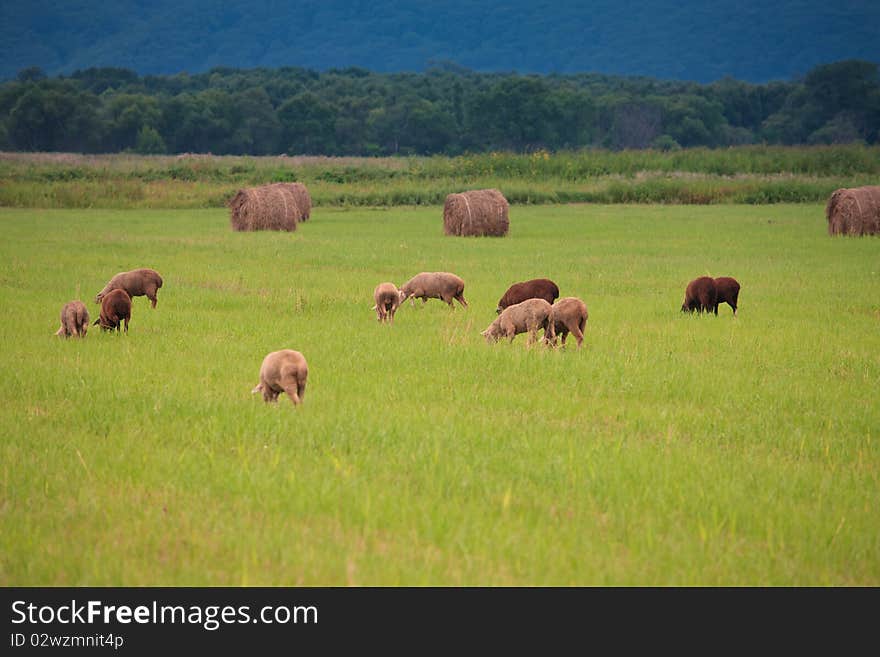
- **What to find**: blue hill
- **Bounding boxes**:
[1,0,878,82]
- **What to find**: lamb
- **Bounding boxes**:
[372,282,403,324]
[55,300,90,338]
[549,297,588,348]
[95,268,163,308]
[681,276,717,314]
[93,288,132,332]
[252,349,309,405]
[713,277,741,316]
[399,272,468,309]
[481,298,555,345]
[496,278,559,314]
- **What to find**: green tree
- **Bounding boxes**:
[7,82,101,152]
[134,125,166,154]
[278,92,338,154]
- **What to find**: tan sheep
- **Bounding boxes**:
[55,300,90,338]
[95,268,163,309]
[399,272,468,309]
[372,282,404,324]
[252,349,309,406]
[549,297,588,348]
[481,298,555,345]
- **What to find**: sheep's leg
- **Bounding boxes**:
[571,325,585,348]
[147,287,158,308]
[123,316,129,333]
[282,384,301,405]
[297,381,307,402]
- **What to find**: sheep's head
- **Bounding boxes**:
[481,324,501,343]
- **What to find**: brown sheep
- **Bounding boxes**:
[55,300,90,338]
[550,297,589,348]
[713,277,741,316]
[399,272,468,309]
[372,282,403,324]
[93,288,132,333]
[681,276,717,314]
[95,268,163,308]
[496,278,560,314]
[481,298,555,345]
[252,349,308,405]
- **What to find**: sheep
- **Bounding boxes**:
[481,298,555,345]
[681,276,717,314]
[55,300,90,338]
[399,272,468,309]
[549,297,589,348]
[93,288,132,333]
[713,277,741,316]
[496,278,560,314]
[252,349,309,405]
[372,282,403,324]
[95,268,163,309]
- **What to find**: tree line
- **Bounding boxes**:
[1,60,878,156]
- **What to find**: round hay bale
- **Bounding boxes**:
[228,183,304,232]
[826,186,880,236]
[443,189,509,237]
[287,182,312,221]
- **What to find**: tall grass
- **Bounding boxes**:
[1,204,878,585]
[1,145,878,208]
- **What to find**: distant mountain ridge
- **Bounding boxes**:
[1,0,878,82]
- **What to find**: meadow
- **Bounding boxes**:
[2,145,879,208]
[1,200,877,585]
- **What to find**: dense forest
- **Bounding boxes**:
[1,60,878,156]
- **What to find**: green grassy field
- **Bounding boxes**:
[1,203,878,585]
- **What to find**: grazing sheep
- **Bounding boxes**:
[550,297,588,348]
[713,277,741,316]
[252,349,308,405]
[496,278,560,314]
[399,272,468,309]
[481,298,555,345]
[55,300,90,338]
[372,282,403,324]
[681,276,717,314]
[95,268,163,308]
[93,288,132,333]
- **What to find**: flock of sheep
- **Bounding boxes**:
[372,274,590,348]
[55,265,740,409]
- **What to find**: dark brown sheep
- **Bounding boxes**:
[681,276,717,314]
[549,297,588,348]
[93,288,132,333]
[372,282,403,324]
[496,278,560,314]
[55,300,90,338]
[252,349,308,405]
[95,268,163,309]
[713,277,741,316]
[399,272,468,309]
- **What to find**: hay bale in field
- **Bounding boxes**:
[826,186,880,236]
[228,183,305,232]
[443,189,509,237]
[287,182,312,221]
